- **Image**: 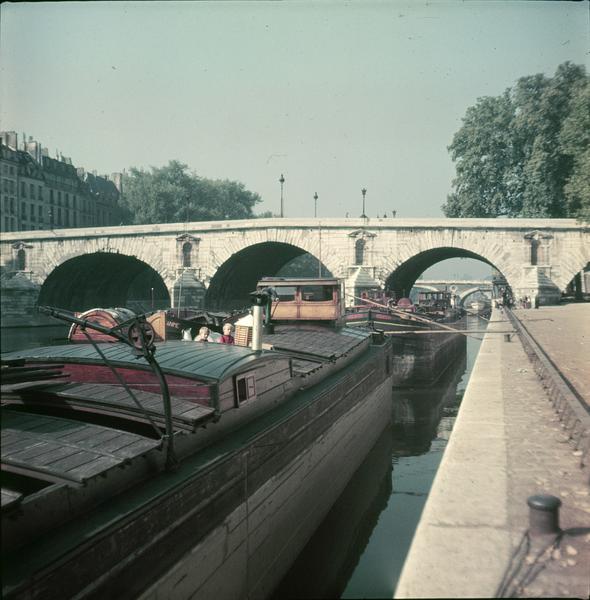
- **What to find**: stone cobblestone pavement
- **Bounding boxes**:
[499,305,590,598]
[395,304,589,599]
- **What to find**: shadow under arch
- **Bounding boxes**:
[385,248,499,298]
[38,252,170,313]
[205,242,329,310]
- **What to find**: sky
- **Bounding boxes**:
[1,0,588,277]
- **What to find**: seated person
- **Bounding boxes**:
[194,326,210,342]
[218,323,235,344]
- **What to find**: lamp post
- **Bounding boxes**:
[313,192,318,218]
[361,188,367,218]
[279,174,285,217]
[151,287,155,310]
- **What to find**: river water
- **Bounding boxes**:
[0,314,487,599]
[272,314,487,599]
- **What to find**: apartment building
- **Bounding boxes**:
[0,132,122,233]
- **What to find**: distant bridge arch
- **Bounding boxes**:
[458,286,493,306]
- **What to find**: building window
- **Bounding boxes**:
[65,193,69,208]
[20,181,25,197]
[58,191,62,205]
[17,248,26,271]
[355,239,365,265]
[29,183,34,198]
[182,242,192,267]
[38,185,43,200]
[30,204,34,221]
[50,189,54,203]
[530,238,539,266]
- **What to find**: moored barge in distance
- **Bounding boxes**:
[345,291,466,387]
[1,279,393,600]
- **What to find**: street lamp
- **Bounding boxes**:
[361,188,367,218]
[279,174,285,217]
[313,192,318,218]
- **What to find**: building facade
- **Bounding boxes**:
[0,131,122,233]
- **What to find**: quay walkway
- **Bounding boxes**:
[394,303,590,599]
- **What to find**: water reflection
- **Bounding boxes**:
[0,325,70,353]
[272,327,482,600]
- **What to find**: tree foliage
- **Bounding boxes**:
[444,62,589,219]
[120,160,262,224]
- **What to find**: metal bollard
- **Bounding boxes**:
[527,494,562,536]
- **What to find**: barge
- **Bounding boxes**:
[1,279,393,600]
[345,291,466,387]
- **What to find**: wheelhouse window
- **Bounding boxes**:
[235,373,256,405]
[275,286,297,302]
[300,285,333,302]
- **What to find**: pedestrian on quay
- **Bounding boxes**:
[218,323,235,345]
[195,327,210,342]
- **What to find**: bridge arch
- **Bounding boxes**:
[459,287,493,306]
[38,252,170,312]
[411,284,440,292]
[382,247,499,299]
[205,241,332,310]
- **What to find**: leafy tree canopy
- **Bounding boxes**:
[120,160,262,224]
[443,62,589,220]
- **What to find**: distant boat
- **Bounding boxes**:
[1,278,393,600]
[467,299,491,314]
[344,291,466,387]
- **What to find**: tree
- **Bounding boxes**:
[560,83,590,220]
[443,62,588,219]
[119,160,261,224]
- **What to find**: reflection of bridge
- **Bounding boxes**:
[0,217,588,313]
[412,280,493,306]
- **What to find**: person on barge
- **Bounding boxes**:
[218,323,235,344]
[195,327,210,342]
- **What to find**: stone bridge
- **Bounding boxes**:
[0,217,588,314]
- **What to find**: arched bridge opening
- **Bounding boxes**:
[385,248,499,299]
[38,253,170,313]
[205,242,330,310]
[459,287,493,307]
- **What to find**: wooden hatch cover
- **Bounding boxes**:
[1,409,161,486]
[3,382,216,432]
